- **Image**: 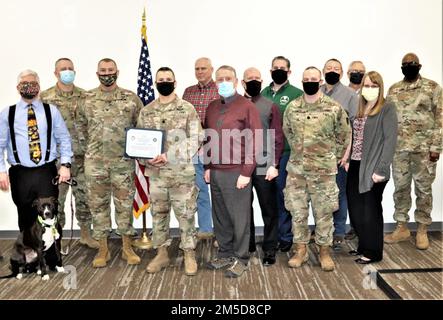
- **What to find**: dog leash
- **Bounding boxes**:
[64,185,75,256]
[52,176,77,256]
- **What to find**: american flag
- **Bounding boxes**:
[137,30,155,104]
[133,11,155,219]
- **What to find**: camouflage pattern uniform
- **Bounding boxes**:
[137,95,203,250]
[76,87,143,239]
[387,77,442,225]
[41,85,90,228]
[283,94,350,246]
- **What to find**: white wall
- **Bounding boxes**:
[0,0,442,230]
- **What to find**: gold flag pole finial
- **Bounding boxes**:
[141,7,147,42]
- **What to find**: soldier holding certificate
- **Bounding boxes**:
[137,67,204,276]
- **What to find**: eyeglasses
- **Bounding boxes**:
[52,176,78,186]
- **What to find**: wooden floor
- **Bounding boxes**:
[0,232,441,300]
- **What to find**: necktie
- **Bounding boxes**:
[27,104,42,164]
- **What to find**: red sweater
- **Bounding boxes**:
[204,94,262,177]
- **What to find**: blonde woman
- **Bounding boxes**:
[346,71,398,264]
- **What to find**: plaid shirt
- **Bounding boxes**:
[182,80,219,125]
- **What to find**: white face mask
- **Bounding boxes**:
[362,87,379,102]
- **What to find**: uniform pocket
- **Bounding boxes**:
[426,158,437,177]
[184,185,199,218]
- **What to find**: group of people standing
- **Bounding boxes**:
[0,53,441,279]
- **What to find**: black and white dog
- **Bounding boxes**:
[0,197,64,280]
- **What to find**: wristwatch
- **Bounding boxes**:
[61,163,71,169]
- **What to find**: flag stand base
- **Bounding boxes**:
[133,232,153,250]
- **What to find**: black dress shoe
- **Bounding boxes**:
[348,250,361,256]
[278,241,292,252]
[262,255,276,266]
[355,257,373,264]
[262,251,276,266]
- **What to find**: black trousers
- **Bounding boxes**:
[9,161,58,231]
[249,168,278,254]
[210,170,251,265]
[346,160,387,261]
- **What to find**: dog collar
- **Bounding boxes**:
[37,216,60,239]
[37,215,57,227]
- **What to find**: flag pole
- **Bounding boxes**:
[133,208,152,249]
[133,7,152,250]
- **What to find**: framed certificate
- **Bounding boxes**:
[124,128,165,159]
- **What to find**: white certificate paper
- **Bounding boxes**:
[125,128,164,159]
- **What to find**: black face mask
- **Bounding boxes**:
[349,72,364,85]
[303,82,320,95]
[245,80,262,97]
[401,64,420,81]
[271,69,288,85]
[325,71,340,85]
[156,81,175,96]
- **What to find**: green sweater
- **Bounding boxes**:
[261,81,303,155]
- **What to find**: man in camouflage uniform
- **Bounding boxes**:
[41,58,99,249]
[283,66,350,271]
[137,67,203,276]
[385,53,442,250]
[76,58,143,267]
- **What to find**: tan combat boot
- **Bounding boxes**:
[121,235,141,265]
[184,249,198,276]
[384,222,411,243]
[79,225,100,249]
[416,223,429,250]
[288,243,309,268]
[146,246,170,273]
[92,238,111,268]
[319,246,335,272]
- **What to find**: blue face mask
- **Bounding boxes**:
[217,81,235,98]
[60,70,75,85]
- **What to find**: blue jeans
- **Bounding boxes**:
[194,156,213,233]
[276,153,292,243]
[333,165,348,237]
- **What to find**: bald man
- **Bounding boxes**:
[183,57,219,242]
[385,53,442,250]
[242,67,284,265]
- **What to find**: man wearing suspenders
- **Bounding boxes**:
[0,70,72,231]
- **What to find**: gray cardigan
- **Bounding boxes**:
[350,101,398,193]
